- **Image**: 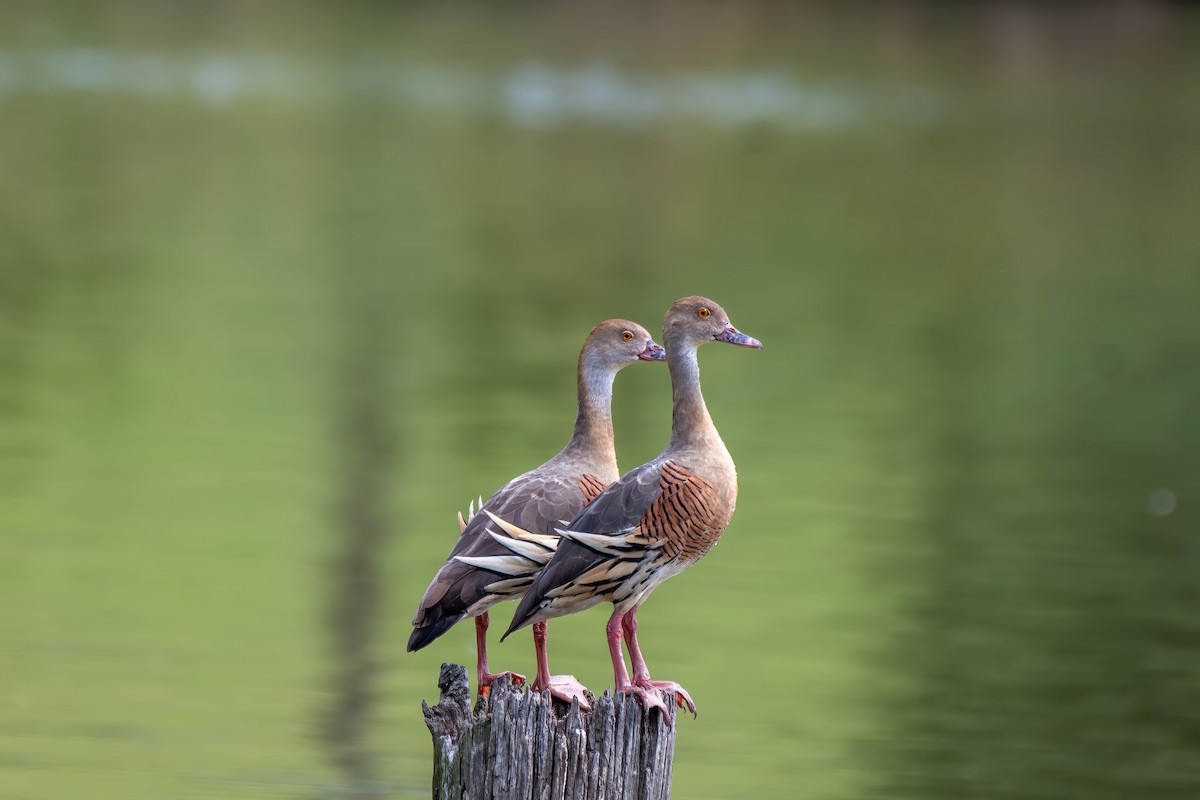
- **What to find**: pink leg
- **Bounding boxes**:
[531,621,591,711]
[606,606,633,691]
[622,608,696,716]
[608,607,670,717]
[475,612,525,698]
[532,621,552,689]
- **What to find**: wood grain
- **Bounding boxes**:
[422,664,676,799]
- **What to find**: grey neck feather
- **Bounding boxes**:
[558,357,618,468]
[667,341,713,448]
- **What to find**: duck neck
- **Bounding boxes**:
[561,357,617,468]
[668,343,713,448]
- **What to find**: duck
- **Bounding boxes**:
[408,319,666,709]
[503,296,761,716]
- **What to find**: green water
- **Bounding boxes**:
[3,4,1199,799]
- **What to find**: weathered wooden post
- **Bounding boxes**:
[422,664,677,800]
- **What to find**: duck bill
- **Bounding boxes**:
[639,340,668,361]
[715,325,762,349]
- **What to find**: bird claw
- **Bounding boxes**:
[620,684,671,719]
[534,674,593,712]
[479,670,526,698]
[635,679,697,717]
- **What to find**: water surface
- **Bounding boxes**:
[2,4,1199,799]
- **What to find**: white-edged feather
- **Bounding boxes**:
[482,510,555,545]
[483,576,534,595]
[458,495,488,534]
[454,553,537,577]
[486,530,555,565]
[556,528,660,556]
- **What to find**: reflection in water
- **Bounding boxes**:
[321,296,395,793]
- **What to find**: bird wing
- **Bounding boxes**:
[561,458,666,536]
[507,459,724,633]
[407,470,599,651]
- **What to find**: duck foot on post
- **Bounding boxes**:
[475,612,525,698]
[623,608,697,716]
[604,607,677,722]
[530,621,593,711]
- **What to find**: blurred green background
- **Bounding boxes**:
[3,2,1199,799]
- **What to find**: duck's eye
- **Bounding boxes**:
[621,330,634,341]
[697,307,711,318]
